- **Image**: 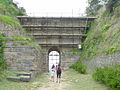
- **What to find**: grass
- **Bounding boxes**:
[0,14,20,26]
[79,6,120,60]
[63,69,108,90]
[12,35,32,41]
[12,35,41,51]
[0,69,108,90]
[0,72,49,90]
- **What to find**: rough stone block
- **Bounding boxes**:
[17,72,32,77]
[20,76,30,82]
[7,77,21,82]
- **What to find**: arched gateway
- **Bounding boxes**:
[48,47,60,70]
[17,16,96,71]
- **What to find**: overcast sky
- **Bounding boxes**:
[13,0,88,17]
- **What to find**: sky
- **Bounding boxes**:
[13,0,88,17]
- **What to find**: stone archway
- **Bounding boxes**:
[48,47,61,71]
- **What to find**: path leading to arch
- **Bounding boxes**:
[29,69,108,90]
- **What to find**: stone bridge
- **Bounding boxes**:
[17,16,96,71]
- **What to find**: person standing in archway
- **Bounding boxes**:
[50,64,55,82]
[56,64,62,83]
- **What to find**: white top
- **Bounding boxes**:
[50,69,55,76]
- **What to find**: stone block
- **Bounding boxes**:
[20,76,30,82]
[7,77,21,82]
[7,76,30,82]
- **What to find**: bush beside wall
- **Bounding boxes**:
[70,61,87,74]
[92,64,120,90]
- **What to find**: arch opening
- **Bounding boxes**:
[48,51,60,71]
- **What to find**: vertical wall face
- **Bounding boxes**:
[41,46,80,71]
[17,16,95,71]
[61,47,80,69]
[0,22,45,74]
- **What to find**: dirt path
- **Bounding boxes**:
[31,69,108,90]
[36,72,68,90]
[0,69,108,90]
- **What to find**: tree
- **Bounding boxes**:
[86,0,102,16]
[106,0,120,13]
[86,0,120,16]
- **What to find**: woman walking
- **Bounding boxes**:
[56,64,62,83]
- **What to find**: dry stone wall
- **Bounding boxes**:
[82,52,120,73]
[4,41,44,73]
[0,22,44,75]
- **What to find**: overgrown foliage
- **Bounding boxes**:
[0,0,26,16]
[92,63,120,90]
[70,61,87,74]
[0,0,26,26]
[86,0,120,16]
[106,0,120,14]
[12,35,32,41]
[0,33,6,79]
[12,35,41,51]
[0,14,20,26]
[80,4,120,60]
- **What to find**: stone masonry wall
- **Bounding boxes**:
[4,41,44,73]
[82,52,120,73]
[41,46,80,71]
[0,22,44,75]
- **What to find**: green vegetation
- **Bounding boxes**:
[86,0,120,16]
[0,14,20,26]
[92,63,120,90]
[0,0,26,16]
[0,69,108,90]
[0,33,6,80]
[80,5,120,60]
[0,72,49,90]
[0,0,26,26]
[70,61,87,74]
[12,35,41,51]
[64,69,108,90]
[12,35,32,41]
[102,24,111,31]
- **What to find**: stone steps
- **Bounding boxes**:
[7,72,32,82]
[17,72,32,77]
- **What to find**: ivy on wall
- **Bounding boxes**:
[0,33,6,71]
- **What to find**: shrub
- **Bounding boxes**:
[70,61,87,74]
[0,14,20,26]
[105,43,119,54]
[102,24,111,31]
[92,64,120,90]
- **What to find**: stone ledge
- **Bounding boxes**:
[17,72,32,78]
[7,76,30,82]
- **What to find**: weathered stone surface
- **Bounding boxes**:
[17,72,32,77]
[20,76,30,82]
[0,22,44,74]
[1,16,94,73]
[82,52,120,72]
[16,17,90,71]
[7,76,30,82]
[7,77,21,82]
